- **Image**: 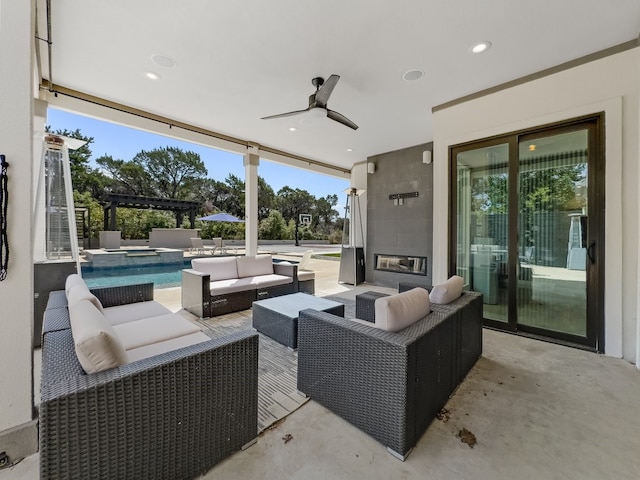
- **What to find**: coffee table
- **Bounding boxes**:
[252,293,345,349]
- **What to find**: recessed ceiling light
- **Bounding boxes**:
[145,72,160,80]
[402,69,425,81]
[470,41,492,54]
[151,54,176,68]
[346,148,353,152]
[289,127,297,132]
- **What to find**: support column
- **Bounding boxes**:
[0,0,38,462]
[244,151,259,256]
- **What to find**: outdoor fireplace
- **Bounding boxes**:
[374,254,427,276]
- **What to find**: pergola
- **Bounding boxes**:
[102,193,201,230]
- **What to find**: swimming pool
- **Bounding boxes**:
[81,260,193,289]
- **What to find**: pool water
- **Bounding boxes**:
[81,260,193,289]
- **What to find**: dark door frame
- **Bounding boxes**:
[448,113,605,352]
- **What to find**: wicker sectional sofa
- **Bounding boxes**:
[40,277,259,480]
[181,254,298,318]
[296,288,482,460]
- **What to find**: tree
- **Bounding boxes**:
[258,176,275,221]
[97,155,154,196]
[220,174,245,217]
[313,194,339,235]
[132,147,207,199]
[275,186,315,245]
[259,210,287,240]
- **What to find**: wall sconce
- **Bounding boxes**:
[367,162,376,174]
[423,150,432,164]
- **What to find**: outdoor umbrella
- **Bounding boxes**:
[198,213,245,223]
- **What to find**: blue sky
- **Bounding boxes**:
[47,108,349,208]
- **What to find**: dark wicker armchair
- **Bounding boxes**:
[297,290,482,460]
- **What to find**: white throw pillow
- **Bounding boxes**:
[374,288,430,332]
[192,256,239,282]
[237,255,273,278]
[429,275,464,304]
[69,299,128,373]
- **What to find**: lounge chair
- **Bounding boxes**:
[191,237,216,255]
[213,237,237,254]
[296,250,315,293]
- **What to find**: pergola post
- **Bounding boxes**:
[109,201,117,230]
[103,205,109,231]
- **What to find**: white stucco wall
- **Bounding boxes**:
[432,48,639,363]
[0,0,35,432]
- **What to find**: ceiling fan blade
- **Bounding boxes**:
[315,74,340,106]
[261,108,310,120]
[327,109,358,130]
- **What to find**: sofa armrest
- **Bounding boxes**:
[90,283,154,308]
[40,329,259,480]
[273,262,297,277]
[181,268,211,318]
[274,262,298,291]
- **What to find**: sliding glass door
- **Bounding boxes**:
[451,116,604,350]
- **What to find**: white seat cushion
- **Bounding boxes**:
[297,270,315,281]
[192,256,239,281]
[373,288,430,332]
[103,300,172,326]
[209,277,256,295]
[237,255,273,278]
[127,332,211,363]
[430,275,464,304]
[69,298,128,373]
[113,313,202,350]
[250,274,293,288]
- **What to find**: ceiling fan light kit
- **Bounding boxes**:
[262,74,358,130]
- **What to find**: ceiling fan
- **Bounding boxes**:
[261,74,358,130]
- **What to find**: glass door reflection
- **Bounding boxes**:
[456,143,510,324]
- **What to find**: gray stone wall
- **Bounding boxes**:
[366,142,433,288]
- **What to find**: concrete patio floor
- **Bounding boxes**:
[5,252,640,479]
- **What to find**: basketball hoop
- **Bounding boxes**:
[299,214,312,226]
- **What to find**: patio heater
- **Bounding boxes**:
[338,187,365,285]
[32,134,82,346]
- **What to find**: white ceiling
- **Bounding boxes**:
[38,0,640,174]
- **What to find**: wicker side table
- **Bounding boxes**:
[355,291,389,323]
[398,281,432,293]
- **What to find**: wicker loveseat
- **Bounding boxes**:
[181,254,298,318]
[296,288,482,460]
[40,281,259,480]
